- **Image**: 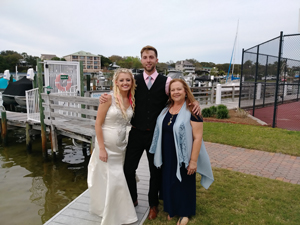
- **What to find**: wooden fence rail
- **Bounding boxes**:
[41,93,99,152]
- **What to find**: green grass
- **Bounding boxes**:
[144,123,300,224]
[145,169,300,225]
[203,122,300,156]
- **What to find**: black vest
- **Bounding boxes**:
[131,74,168,131]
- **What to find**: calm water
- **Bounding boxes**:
[0,128,90,225]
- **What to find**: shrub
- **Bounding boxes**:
[216,108,229,119]
[201,108,212,117]
[217,104,227,111]
[209,106,217,116]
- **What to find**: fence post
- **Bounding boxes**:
[256,83,261,100]
[37,58,47,159]
[232,86,235,101]
[252,45,260,116]
[239,48,244,108]
[273,31,283,128]
[216,84,221,104]
[210,85,214,104]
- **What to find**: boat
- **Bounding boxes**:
[2,77,33,111]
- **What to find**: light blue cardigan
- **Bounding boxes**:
[149,102,214,189]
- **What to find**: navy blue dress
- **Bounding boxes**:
[160,110,203,217]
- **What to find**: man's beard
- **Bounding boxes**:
[144,64,155,73]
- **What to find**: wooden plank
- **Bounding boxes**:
[41,93,99,106]
[49,112,95,126]
[42,103,98,117]
[56,129,91,143]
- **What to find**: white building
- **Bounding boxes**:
[175,60,195,74]
[63,51,101,73]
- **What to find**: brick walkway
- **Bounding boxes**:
[205,142,300,184]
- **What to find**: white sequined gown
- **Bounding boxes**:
[87,96,137,225]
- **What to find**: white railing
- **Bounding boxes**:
[26,87,43,122]
[52,85,79,117]
[26,85,78,122]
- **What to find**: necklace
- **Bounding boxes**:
[168,106,181,126]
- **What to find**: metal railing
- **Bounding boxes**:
[26,87,43,122]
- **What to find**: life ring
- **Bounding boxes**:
[55,74,72,91]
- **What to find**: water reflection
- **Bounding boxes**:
[0,128,90,225]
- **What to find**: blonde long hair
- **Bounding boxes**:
[112,68,136,118]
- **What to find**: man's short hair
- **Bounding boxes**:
[140,45,158,58]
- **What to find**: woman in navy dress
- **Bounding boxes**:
[150,79,214,225]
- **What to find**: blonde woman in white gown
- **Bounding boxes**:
[88,68,138,225]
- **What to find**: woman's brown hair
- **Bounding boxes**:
[167,78,196,115]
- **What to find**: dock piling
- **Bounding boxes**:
[25,123,32,153]
[1,110,7,145]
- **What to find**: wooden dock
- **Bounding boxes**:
[44,152,150,225]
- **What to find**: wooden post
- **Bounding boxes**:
[80,62,86,118]
[90,135,95,154]
[86,75,91,91]
[46,94,58,156]
[80,62,84,97]
[49,126,58,159]
[1,111,7,145]
[26,123,32,153]
[210,85,214,104]
[37,58,47,158]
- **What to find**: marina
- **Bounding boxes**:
[0,58,299,224]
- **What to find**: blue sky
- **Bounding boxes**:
[0,0,299,64]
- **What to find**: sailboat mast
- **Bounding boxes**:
[231,20,239,77]
[226,20,239,82]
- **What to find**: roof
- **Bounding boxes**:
[65,51,97,57]
[41,54,57,60]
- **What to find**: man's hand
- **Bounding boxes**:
[99,93,109,104]
[189,100,201,115]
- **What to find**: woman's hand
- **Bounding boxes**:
[187,160,197,175]
[99,149,108,162]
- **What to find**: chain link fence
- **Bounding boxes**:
[239,32,300,131]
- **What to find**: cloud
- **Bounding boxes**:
[0,0,299,63]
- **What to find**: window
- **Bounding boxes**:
[94,66,98,69]
[80,56,85,59]
[94,61,98,64]
[94,57,99,60]
[72,56,78,59]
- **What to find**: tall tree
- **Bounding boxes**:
[0,50,22,72]
[99,55,112,68]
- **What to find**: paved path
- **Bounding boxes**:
[206,142,300,184]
